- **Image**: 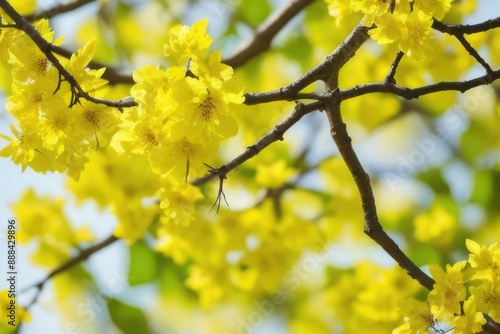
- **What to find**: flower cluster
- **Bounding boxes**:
[394,239,499,333]
[110,19,244,227]
[0,19,116,180]
[327,0,454,60]
[113,19,244,180]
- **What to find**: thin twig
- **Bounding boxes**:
[341,69,500,101]
[385,51,404,84]
[15,235,119,333]
[433,17,500,35]
[192,100,322,186]
[244,22,371,105]
[26,0,97,21]
[20,235,119,297]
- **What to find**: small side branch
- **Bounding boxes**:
[26,0,96,21]
[243,22,371,105]
[433,17,500,35]
[21,235,119,300]
[341,68,500,101]
[192,100,322,186]
[385,51,404,84]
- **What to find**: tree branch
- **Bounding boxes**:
[192,100,322,186]
[223,0,317,68]
[432,17,500,35]
[341,68,500,101]
[20,235,118,304]
[324,88,435,290]
[244,22,370,105]
[26,0,97,21]
[385,51,404,84]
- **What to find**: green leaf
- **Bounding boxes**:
[128,240,157,286]
[460,121,491,162]
[278,34,313,70]
[487,171,500,214]
[408,243,442,267]
[237,0,272,27]
[158,257,195,298]
[417,168,450,195]
[469,169,492,205]
[107,298,150,334]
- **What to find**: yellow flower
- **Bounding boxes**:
[350,0,390,16]
[369,8,437,61]
[157,175,204,226]
[170,76,240,140]
[0,125,39,171]
[397,10,437,60]
[469,282,500,322]
[8,19,56,81]
[466,239,500,282]
[428,261,467,321]
[450,296,486,333]
[163,19,212,66]
[393,299,434,334]
[151,123,218,178]
[413,0,453,20]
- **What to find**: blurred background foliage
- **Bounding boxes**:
[1,0,500,333]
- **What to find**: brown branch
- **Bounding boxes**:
[385,51,404,84]
[15,234,119,333]
[432,17,500,35]
[341,69,500,101]
[244,22,370,105]
[432,19,495,80]
[324,88,435,290]
[223,0,317,68]
[26,0,97,21]
[192,100,322,186]
[20,235,118,298]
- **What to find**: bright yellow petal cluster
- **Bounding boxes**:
[0,21,116,180]
[155,200,325,308]
[157,175,204,226]
[337,0,455,60]
[393,299,434,334]
[412,0,453,20]
[114,19,244,180]
[466,238,500,281]
[394,239,499,332]
[428,261,467,320]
